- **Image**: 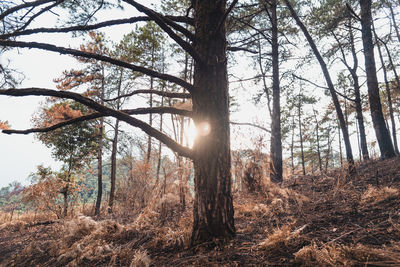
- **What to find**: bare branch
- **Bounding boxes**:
[0,40,195,92]
[216,0,239,33]
[15,0,64,33]
[227,46,258,54]
[123,0,202,64]
[292,74,328,89]
[1,16,194,39]
[346,3,361,22]
[230,121,270,133]
[0,0,57,21]
[104,89,191,102]
[0,88,193,158]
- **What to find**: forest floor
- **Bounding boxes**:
[1,157,400,266]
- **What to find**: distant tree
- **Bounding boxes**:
[33,101,98,216]
[0,181,24,221]
[283,0,355,171]
[359,0,396,158]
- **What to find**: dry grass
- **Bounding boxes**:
[1,157,400,266]
[360,186,399,205]
[294,242,400,266]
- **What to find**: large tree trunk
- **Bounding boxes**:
[359,0,395,159]
[284,0,354,167]
[374,27,399,155]
[191,0,235,245]
[269,0,283,183]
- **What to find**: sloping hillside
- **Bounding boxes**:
[1,158,400,266]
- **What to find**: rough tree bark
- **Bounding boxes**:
[190,0,235,245]
[374,25,399,155]
[359,0,395,159]
[268,0,283,183]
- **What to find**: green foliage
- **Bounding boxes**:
[35,101,98,171]
[0,181,24,210]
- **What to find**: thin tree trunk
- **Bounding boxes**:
[356,118,362,159]
[291,114,295,174]
[298,98,305,175]
[94,69,105,216]
[338,121,343,167]
[268,0,283,183]
[147,75,154,163]
[325,131,332,172]
[156,107,163,183]
[374,26,399,154]
[284,0,354,167]
[108,119,119,212]
[359,0,395,159]
[388,4,400,43]
[346,17,370,160]
[379,37,400,90]
[108,70,123,213]
[313,108,322,172]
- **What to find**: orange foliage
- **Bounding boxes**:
[0,120,10,130]
[40,103,82,126]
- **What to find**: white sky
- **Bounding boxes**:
[0,3,270,188]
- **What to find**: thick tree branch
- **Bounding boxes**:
[216,0,239,33]
[15,0,64,33]
[1,16,151,39]
[0,0,57,21]
[3,113,101,135]
[0,15,195,39]
[0,88,193,158]
[0,40,195,92]
[4,106,193,134]
[227,46,258,54]
[124,106,193,117]
[123,0,202,64]
[104,89,191,102]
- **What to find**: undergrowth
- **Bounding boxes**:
[1,158,400,266]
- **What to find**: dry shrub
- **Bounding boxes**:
[235,202,271,218]
[115,161,154,218]
[129,249,151,267]
[243,161,263,192]
[294,242,400,266]
[262,181,310,212]
[260,224,307,253]
[361,186,399,205]
[261,225,293,250]
[39,216,126,266]
[0,220,27,232]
